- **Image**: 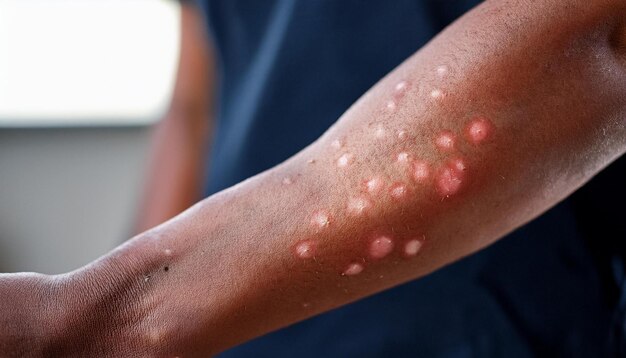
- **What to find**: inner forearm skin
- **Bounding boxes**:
[36,0,626,356]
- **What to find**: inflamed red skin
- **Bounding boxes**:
[1,1,626,356]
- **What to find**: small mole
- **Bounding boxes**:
[435,131,456,151]
[465,116,494,144]
[369,236,394,259]
[342,263,364,276]
[164,266,169,272]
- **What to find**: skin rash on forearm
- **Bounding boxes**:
[294,105,493,271]
[124,1,625,353]
[2,0,624,357]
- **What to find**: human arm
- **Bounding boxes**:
[134,2,215,233]
[3,0,626,356]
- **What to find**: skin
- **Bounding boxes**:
[134,4,215,234]
[1,0,626,356]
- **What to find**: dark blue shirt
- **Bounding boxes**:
[191,1,626,356]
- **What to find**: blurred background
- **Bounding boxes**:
[0,0,181,274]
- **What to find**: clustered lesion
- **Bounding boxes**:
[286,65,495,277]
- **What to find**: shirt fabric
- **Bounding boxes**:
[187,1,626,356]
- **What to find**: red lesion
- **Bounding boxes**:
[294,240,316,259]
[436,159,466,197]
[347,196,372,216]
[411,160,431,183]
[389,182,409,200]
[369,236,394,259]
[404,238,424,257]
[343,263,364,276]
[311,210,331,228]
[363,177,385,195]
[435,131,456,151]
[393,80,409,100]
[465,116,494,144]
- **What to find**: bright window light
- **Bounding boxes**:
[0,0,181,127]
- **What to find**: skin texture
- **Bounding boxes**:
[134,4,215,234]
[1,0,626,356]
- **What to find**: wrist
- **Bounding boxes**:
[47,244,163,356]
[0,273,58,357]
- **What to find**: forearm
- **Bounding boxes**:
[134,114,208,233]
[134,2,214,234]
[59,0,626,356]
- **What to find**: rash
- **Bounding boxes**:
[404,239,423,256]
[331,139,344,150]
[390,183,408,200]
[435,131,456,152]
[436,65,448,77]
[364,177,385,195]
[337,153,354,168]
[436,159,466,196]
[412,160,430,182]
[430,89,444,100]
[465,116,494,144]
[343,263,364,276]
[369,236,394,259]
[396,152,410,163]
[347,197,371,216]
[311,211,331,228]
[294,240,316,259]
[295,83,494,273]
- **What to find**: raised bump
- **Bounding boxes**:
[369,236,394,259]
[347,197,372,216]
[404,239,423,256]
[343,263,364,276]
[311,211,331,228]
[465,116,494,144]
[435,131,456,152]
[412,160,431,182]
[294,240,316,259]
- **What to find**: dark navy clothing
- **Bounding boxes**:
[189,1,626,356]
